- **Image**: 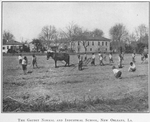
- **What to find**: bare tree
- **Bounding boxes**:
[65,22,83,50]
[39,25,57,48]
[3,31,15,42]
[135,24,148,41]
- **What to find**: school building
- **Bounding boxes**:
[73,36,111,53]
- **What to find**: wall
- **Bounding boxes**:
[73,40,110,53]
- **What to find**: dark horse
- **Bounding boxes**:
[47,51,70,68]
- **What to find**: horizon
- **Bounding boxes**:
[3,2,149,42]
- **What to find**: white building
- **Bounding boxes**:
[73,36,110,53]
[2,40,22,53]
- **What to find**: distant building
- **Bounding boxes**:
[2,40,22,53]
[73,36,111,53]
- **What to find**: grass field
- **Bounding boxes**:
[2,54,149,112]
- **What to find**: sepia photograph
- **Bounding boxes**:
[1,1,149,113]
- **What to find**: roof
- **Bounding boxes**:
[85,36,110,41]
[4,40,22,45]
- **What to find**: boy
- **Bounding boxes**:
[78,56,83,70]
[141,53,144,64]
[109,53,113,64]
[84,53,87,61]
[118,54,123,68]
[132,52,136,63]
[112,66,122,79]
[18,54,23,65]
[99,52,104,66]
[32,54,38,68]
[91,53,95,65]
[22,56,28,75]
[128,62,136,72]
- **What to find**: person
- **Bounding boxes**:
[84,53,87,61]
[103,52,107,61]
[118,54,123,68]
[128,62,136,72]
[32,54,38,68]
[18,54,23,65]
[99,52,104,66]
[78,56,83,70]
[112,66,122,79]
[109,53,113,64]
[22,56,28,75]
[132,52,136,63]
[141,53,145,64]
[91,53,95,65]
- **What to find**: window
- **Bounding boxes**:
[3,47,5,49]
[98,41,100,46]
[88,41,89,46]
[7,46,9,49]
[92,41,94,46]
[90,48,92,51]
[102,42,104,46]
[105,42,107,46]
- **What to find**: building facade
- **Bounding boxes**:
[73,36,110,53]
[2,41,22,53]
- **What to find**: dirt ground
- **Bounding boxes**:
[2,54,149,112]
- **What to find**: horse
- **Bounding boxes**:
[47,51,70,68]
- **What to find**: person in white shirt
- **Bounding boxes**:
[109,53,113,64]
[91,53,96,65]
[22,56,28,75]
[112,66,122,79]
[128,62,136,72]
[18,54,23,65]
[99,52,104,66]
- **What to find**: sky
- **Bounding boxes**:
[2,2,149,42]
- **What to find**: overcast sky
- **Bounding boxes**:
[3,2,149,42]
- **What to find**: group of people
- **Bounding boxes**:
[78,52,114,70]
[18,54,38,74]
[78,52,138,79]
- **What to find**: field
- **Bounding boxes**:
[3,54,149,112]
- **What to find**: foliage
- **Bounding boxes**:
[92,28,104,37]
[109,23,128,42]
[21,44,30,52]
[125,44,133,53]
[32,39,43,52]
[3,31,15,42]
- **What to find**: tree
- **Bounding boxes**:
[3,31,15,42]
[109,23,128,42]
[135,24,148,41]
[92,28,104,37]
[39,25,57,48]
[65,22,83,50]
[109,23,128,53]
[32,39,42,52]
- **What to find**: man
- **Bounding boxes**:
[91,53,96,65]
